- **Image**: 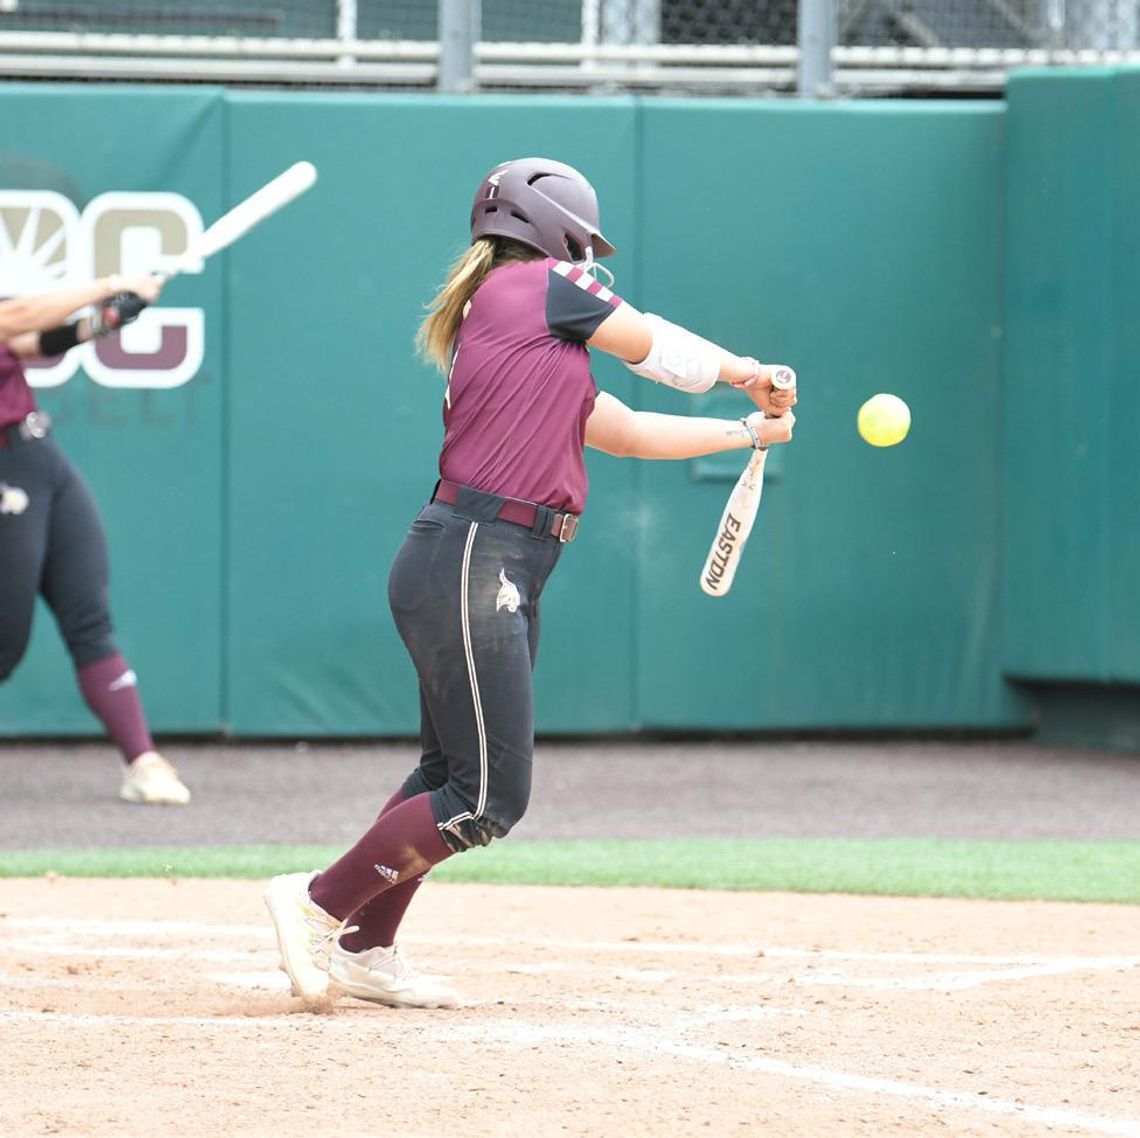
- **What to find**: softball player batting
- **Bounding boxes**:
[0,273,191,805]
[265,157,796,1008]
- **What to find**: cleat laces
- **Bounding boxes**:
[300,900,356,966]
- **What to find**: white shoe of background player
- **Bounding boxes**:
[264,871,346,998]
[329,941,459,1009]
[119,751,191,805]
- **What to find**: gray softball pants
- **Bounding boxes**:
[389,483,564,852]
[0,432,117,680]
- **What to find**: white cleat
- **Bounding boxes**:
[119,751,191,805]
[264,871,344,998]
[330,942,460,1009]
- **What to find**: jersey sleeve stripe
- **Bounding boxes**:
[551,260,618,306]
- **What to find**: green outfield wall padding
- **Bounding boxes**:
[3,77,1134,741]
[1106,71,1140,683]
[219,95,1027,734]
[221,95,641,734]
[1003,69,1140,685]
[634,100,1026,728]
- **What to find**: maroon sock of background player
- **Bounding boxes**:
[309,792,452,922]
[337,786,432,952]
[76,653,154,764]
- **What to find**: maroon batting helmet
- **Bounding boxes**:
[470,157,616,263]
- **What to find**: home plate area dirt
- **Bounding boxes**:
[0,879,1137,1138]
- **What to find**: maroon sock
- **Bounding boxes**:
[338,786,431,952]
[76,653,154,764]
[310,792,452,922]
[339,872,432,953]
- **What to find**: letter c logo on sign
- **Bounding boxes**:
[0,189,206,390]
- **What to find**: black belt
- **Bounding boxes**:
[0,411,51,447]
[433,478,580,543]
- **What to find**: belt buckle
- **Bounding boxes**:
[22,411,49,440]
[558,514,579,543]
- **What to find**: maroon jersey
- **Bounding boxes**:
[0,344,36,431]
[439,257,623,515]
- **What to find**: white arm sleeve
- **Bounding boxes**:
[623,313,721,394]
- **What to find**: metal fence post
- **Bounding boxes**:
[439,0,480,93]
[1045,0,1065,55]
[797,0,836,98]
[602,0,662,46]
[336,0,358,68]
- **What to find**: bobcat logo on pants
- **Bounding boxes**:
[496,568,521,613]
[0,483,29,515]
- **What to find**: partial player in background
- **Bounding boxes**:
[264,156,796,1008]
[0,272,191,805]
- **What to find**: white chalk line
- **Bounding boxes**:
[0,968,291,993]
[0,940,270,964]
[448,1021,1140,1138]
[4,911,1139,1136]
[789,956,1140,991]
[4,915,1138,1136]
[0,1009,306,1029]
[0,1007,1137,1138]
[1,917,271,938]
[6,952,1131,996]
[4,940,1132,993]
[3,916,1136,995]
[5,915,1137,968]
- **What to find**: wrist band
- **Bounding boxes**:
[741,417,765,450]
[39,322,82,357]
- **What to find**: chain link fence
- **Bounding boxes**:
[0,1,1136,92]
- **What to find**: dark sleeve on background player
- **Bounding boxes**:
[545,261,624,342]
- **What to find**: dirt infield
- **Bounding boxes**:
[1,878,1137,1138]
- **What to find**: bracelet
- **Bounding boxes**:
[741,417,766,450]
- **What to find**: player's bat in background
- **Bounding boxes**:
[153,160,318,282]
[700,366,796,597]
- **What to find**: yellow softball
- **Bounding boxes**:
[857,393,911,447]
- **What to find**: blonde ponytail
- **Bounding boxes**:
[416,238,498,374]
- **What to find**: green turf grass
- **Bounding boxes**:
[2,839,1139,903]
